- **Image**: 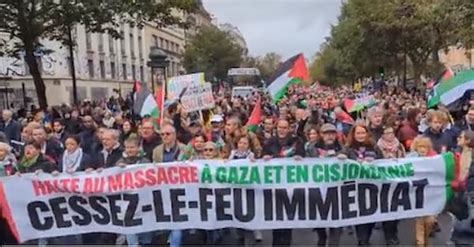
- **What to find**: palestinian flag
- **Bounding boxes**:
[267,53,309,103]
[155,85,165,125]
[133,81,160,122]
[428,70,474,110]
[344,96,377,112]
[246,97,262,133]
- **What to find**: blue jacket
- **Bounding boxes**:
[423,128,457,153]
[0,120,21,143]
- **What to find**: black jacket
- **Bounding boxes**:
[64,118,82,135]
[44,139,65,165]
[263,135,305,158]
[93,146,124,169]
[141,135,161,161]
[0,120,21,143]
[306,141,343,158]
[79,128,98,155]
[343,144,383,160]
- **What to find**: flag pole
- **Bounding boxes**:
[160,69,167,126]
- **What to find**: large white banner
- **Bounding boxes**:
[0,154,455,242]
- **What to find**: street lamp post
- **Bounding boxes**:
[147,47,169,93]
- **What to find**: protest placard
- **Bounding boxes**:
[166,73,205,101]
[180,82,215,112]
[0,154,454,242]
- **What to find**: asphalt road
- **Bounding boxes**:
[211,213,456,246]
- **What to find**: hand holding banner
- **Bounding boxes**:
[0,154,455,243]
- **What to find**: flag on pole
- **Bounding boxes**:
[427,70,474,110]
[267,53,309,103]
[154,85,165,125]
[246,97,262,133]
[133,81,160,123]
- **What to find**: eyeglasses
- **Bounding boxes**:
[160,132,173,136]
[204,148,215,152]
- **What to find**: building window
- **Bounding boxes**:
[130,33,135,57]
[86,32,92,50]
[87,59,94,78]
[67,57,72,76]
[122,63,127,80]
[140,65,144,82]
[98,34,104,52]
[132,65,136,81]
[91,87,109,101]
[160,38,164,48]
[165,40,169,51]
[109,34,115,54]
[110,62,116,79]
[99,60,105,79]
[138,35,143,59]
[152,35,158,47]
[120,31,125,56]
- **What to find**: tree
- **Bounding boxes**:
[0,0,197,109]
[315,0,471,86]
[183,26,243,81]
[258,52,282,81]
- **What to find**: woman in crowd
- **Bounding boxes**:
[340,123,383,246]
[0,142,16,176]
[456,130,474,183]
[228,134,261,245]
[409,136,437,247]
[57,135,92,174]
[304,125,320,157]
[182,133,207,160]
[120,119,136,144]
[49,136,90,244]
[201,141,224,245]
[376,124,406,245]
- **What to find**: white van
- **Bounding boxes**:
[232,86,255,99]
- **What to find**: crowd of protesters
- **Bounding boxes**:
[0,81,474,247]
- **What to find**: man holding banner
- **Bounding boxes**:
[262,119,305,247]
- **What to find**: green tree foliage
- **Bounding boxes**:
[311,0,473,86]
[183,26,243,82]
[242,52,282,82]
[0,0,197,109]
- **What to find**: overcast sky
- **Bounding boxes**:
[202,0,342,60]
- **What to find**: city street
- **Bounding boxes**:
[178,213,456,246]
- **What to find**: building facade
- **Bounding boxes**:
[219,23,248,55]
[439,47,473,73]
[0,21,190,107]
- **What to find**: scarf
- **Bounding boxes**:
[18,155,39,171]
[377,137,400,158]
[62,148,83,172]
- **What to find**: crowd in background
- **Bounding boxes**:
[0,82,473,247]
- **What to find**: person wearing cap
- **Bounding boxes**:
[304,123,343,246]
[205,114,225,148]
